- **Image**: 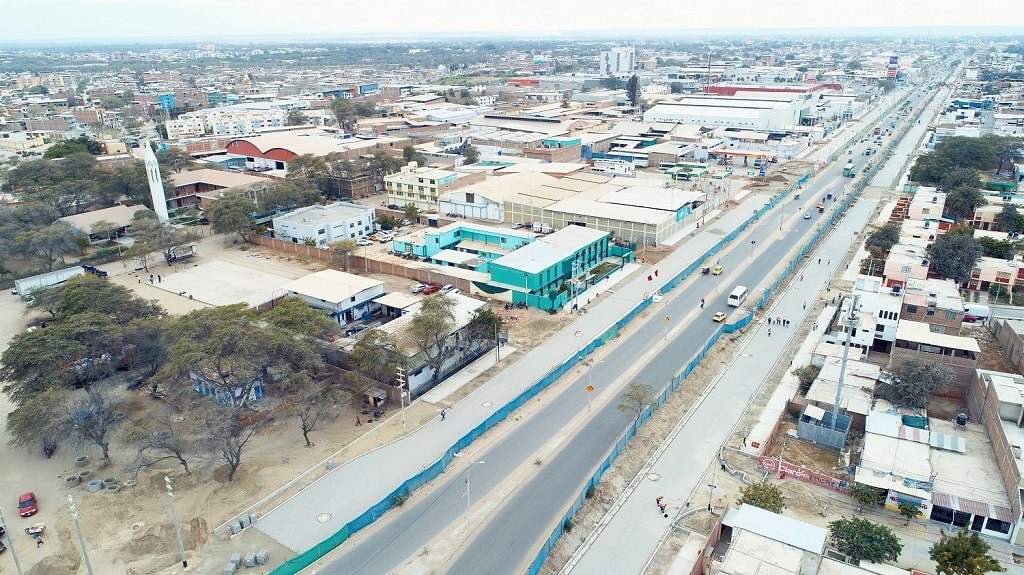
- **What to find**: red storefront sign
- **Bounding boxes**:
[756,456,850,493]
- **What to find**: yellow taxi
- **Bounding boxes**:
[712,265,724,276]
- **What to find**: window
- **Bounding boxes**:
[926,308,935,317]
[929,324,946,334]
[349,223,355,228]
[945,310,957,320]
[875,323,885,332]
[906,305,918,314]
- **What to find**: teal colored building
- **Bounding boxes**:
[488,225,625,310]
[393,222,535,272]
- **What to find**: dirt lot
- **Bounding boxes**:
[0,228,577,575]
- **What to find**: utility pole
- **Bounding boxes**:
[67,495,95,575]
[832,294,861,430]
[0,507,25,575]
[164,476,188,569]
[396,366,407,432]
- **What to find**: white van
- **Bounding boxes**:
[964,304,990,321]
[728,286,749,307]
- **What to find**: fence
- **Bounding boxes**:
[270,100,919,574]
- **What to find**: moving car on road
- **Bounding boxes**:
[712,312,727,322]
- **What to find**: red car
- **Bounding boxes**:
[18,492,38,517]
[421,285,441,295]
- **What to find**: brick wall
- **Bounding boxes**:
[248,235,472,292]
[967,371,1022,528]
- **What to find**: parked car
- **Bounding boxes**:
[421,285,441,295]
[357,238,372,247]
[345,325,369,337]
[439,284,456,294]
[18,492,37,517]
[964,314,978,323]
[401,219,412,226]
[387,204,400,210]
[411,284,428,293]
[378,233,394,243]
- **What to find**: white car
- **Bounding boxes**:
[439,284,456,294]
[357,238,372,246]
[378,233,395,243]
[411,284,427,293]
[803,213,812,219]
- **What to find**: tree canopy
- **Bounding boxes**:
[828,517,903,563]
[865,223,901,254]
[930,528,1005,575]
[911,135,1021,186]
[617,381,654,420]
[889,358,951,409]
[43,136,103,159]
[927,233,982,284]
[737,481,784,513]
[207,194,257,239]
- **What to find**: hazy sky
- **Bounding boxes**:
[7,0,1024,43]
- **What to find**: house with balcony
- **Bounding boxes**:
[384,162,461,212]
[964,256,1024,293]
[900,278,965,335]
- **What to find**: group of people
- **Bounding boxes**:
[655,496,668,517]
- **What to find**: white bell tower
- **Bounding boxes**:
[143,142,170,223]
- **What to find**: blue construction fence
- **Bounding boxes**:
[273,116,910,575]
[525,124,910,574]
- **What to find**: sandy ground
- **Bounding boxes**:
[0,227,577,575]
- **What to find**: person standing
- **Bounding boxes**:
[441,409,447,421]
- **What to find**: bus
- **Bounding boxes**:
[728,286,749,307]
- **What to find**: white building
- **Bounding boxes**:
[851,275,904,351]
[282,270,385,324]
[599,46,636,76]
[272,202,376,247]
[643,94,805,131]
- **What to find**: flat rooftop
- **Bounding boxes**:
[273,202,373,226]
[492,225,609,275]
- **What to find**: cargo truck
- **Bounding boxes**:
[842,163,856,178]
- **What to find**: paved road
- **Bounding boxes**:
[562,76,955,575]
[318,80,943,574]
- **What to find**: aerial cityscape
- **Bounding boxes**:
[2,5,1024,575]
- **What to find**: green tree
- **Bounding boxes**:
[462,144,480,165]
[879,79,897,92]
[330,98,358,134]
[464,307,504,349]
[998,202,1020,233]
[89,219,118,243]
[156,147,195,174]
[791,364,820,394]
[288,385,342,447]
[403,203,421,222]
[738,481,785,514]
[930,528,1005,575]
[617,381,655,420]
[927,233,983,284]
[207,194,257,240]
[849,483,887,510]
[100,95,127,109]
[347,328,405,387]
[328,238,359,271]
[262,296,335,339]
[889,358,951,409]
[408,294,458,384]
[865,223,901,254]
[43,136,102,159]
[993,136,1023,175]
[976,236,1015,259]
[670,82,685,94]
[898,499,921,525]
[829,517,903,563]
[126,217,199,266]
[353,101,378,117]
[15,223,83,271]
[286,109,310,126]
[258,180,321,214]
[626,74,640,108]
[122,409,202,477]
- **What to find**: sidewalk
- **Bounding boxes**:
[252,190,774,556]
[563,197,880,574]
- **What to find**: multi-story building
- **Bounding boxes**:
[900,278,965,335]
[272,202,376,247]
[599,46,636,76]
[384,163,460,212]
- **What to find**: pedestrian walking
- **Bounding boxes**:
[802,301,806,310]
[767,328,772,337]
[440,409,447,421]
[656,496,663,506]
[827,259,831,265]
[659,502,667,513]
[818,258,821,264]
[800,274,803,282]
[157,275,161,283]
[356,416,361,426]
[700,298,705,309]
[37,537,43,547]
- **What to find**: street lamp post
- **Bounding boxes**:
[0,507,25,575]
[454,454,485,530]
[67,495,95,575]
[164,476,188,569]
[586,359,603,413]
